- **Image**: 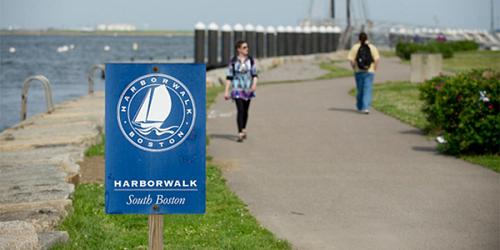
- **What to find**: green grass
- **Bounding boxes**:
[380,50,397,58]
[85,135,105,157]
[350,82,429,130]
[443,50,500,73]
[351,81,499,172]
[460,155,500,172]
[53,163,290,249]
[317,61,353,80]
[206,85,224,109]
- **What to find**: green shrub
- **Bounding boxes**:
[448,40,480,52]
[396,40,478,60]
[419,69,500,155]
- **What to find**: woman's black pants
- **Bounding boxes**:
[234,99,251,133]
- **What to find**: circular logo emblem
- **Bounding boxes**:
[117,73,196,152]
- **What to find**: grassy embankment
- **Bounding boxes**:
[53,85,291,249]
[317,61,353,79]
[354,50,500,172]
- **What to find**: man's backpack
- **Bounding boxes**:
[355,43,373,70]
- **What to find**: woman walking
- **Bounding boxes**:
[347,32,380,114]
[224,40,258,142]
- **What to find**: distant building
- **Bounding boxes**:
[96,24,136,31]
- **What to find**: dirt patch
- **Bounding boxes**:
[78,156,105,183]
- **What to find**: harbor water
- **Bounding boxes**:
[0,35,193,132]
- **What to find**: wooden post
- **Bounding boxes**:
[149,214,164,250]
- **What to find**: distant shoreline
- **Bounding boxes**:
[0,29,193,36]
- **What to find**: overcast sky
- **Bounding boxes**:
[0,0,498,30]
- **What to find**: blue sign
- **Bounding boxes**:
[105,63,205,214]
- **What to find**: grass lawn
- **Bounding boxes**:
[397,50,500,72]
[55,85,291,249]
[379,50,397,58]
[53,163,290,250]
[354,81,499,172]
[443,50,500,73]
[317,60,353,80]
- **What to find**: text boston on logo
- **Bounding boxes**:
[117,73,196,152]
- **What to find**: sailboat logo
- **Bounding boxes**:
[117,73,196,152]
[132,84,178,136]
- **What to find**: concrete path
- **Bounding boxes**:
[207,58,499,249]
[0,93,104,249]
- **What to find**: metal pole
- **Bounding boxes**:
[148,214,163,250]
[346,0,352,48]
[491,0,495,32]
[331,0,335,19]
[347,0,351,28]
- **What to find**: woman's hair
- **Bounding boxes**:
[235,40,247,50]
[359,32,368,44]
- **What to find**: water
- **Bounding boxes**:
[0,35,193,132]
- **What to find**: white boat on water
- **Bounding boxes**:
[57,45,69,53]
[133,85,177,135]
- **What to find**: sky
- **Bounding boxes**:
[0,0,498,31]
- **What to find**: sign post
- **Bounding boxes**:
[105,63,206,248]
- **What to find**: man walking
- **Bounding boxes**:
[348,32,380,114]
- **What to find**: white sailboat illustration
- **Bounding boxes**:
[132,85,178,136]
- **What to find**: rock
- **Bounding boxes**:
[0,200,71,232]
[38,231,69,250]
[0,220,40,250]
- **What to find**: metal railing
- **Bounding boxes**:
[21,75,54,121]
[88,64,105,94]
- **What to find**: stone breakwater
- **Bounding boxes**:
[0,92,104,250]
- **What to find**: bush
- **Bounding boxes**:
[448,40,480,52]
[396,40,478,60]
[419,69,500,155]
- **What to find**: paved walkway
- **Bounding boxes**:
[207,57,499,249]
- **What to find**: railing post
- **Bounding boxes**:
[221,24,232,66]
[244,24,256,57]
[266,26,277,58]
[194,22,206,64]
[21,75,54,121]
[88,64,105,94]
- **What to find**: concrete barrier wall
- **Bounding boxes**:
[410,53,443,83]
